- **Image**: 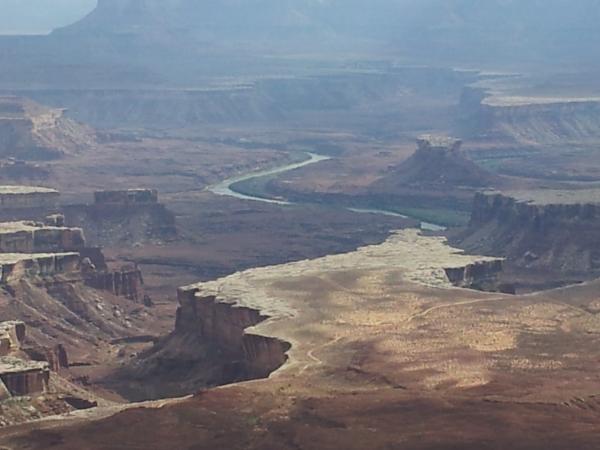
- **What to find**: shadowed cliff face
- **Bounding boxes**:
[457,192,600,276]
[458,87,600,146]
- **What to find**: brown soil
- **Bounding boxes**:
[4,233,600,449]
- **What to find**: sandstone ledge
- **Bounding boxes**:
[0,252,80,283]
[176,229,501,381]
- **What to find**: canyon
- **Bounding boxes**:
[2,1,600,448]
[1,87,600,447]
[5,228,600,448]
[453,189,600,290]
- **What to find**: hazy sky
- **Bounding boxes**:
[0,0,96,34]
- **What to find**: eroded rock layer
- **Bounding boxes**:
[457,190,600,275]
[6,227,600,448]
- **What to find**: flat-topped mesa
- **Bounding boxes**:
[0,220,86,254]
[94,189,158,205]
[0,186,59,210]
[64,188,176,246]
[416,135,463,156]
[0,253,81,284]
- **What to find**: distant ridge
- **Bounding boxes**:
[1,0,599,90]
[49,0,600,67]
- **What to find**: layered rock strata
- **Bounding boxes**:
[0,321,50,398]
[0,186,59,210]
[379,135,498,188]
[84,265,145,302]
[0,253,80,283]
[0,220,85,253]
[0,96,94,160]
[0,357,49,397]
[0,321,25,356]
[459,86,600,145]
[457,189,600,274]
[63,189,176,246]
[175,288,289,381]
[94,189,158,205]
[162,230,500,389]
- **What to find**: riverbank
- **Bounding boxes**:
[208,152,330,205]
[209,151,450,230]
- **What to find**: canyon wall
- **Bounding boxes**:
[0,322,52,398]
[174,287,290,381]
[0,253,81,283]
[444,259,512,293]
[0,359,50,397]
[94,189,158,205]
[63,190,176,246]
[458,87,600,145]
[0,221,85,253]
[0,321,25,356]
[456,191,600,275]
[3,68,473,129]
[0,187,59,211]
[0,96,95,160]
[84,266,145,302]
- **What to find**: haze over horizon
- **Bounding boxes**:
[2,0,598,71]
[0,0,96,34]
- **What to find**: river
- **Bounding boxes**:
[207,152,446,231]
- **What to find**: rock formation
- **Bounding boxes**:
[456,189,600,276]
[94,189,158,205]
[0,321,26,356]
[444,259,514,293]
[0,252,80,283]
[112,284,291,401]
[458,87,600,145]
[358,136,502,225]
[84,265,145,302]
[0,96,95,160]
[0,357,49,397]
[0,184,161,423]
[376,135,498,189]
[175,288,289,381]
[63,189,176,246]
[0,217,146,299]
[126,230,501,400]
[0,220,85,253]
[0,185,59,211]
[0,185,151,297]
[0,321,50,398]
